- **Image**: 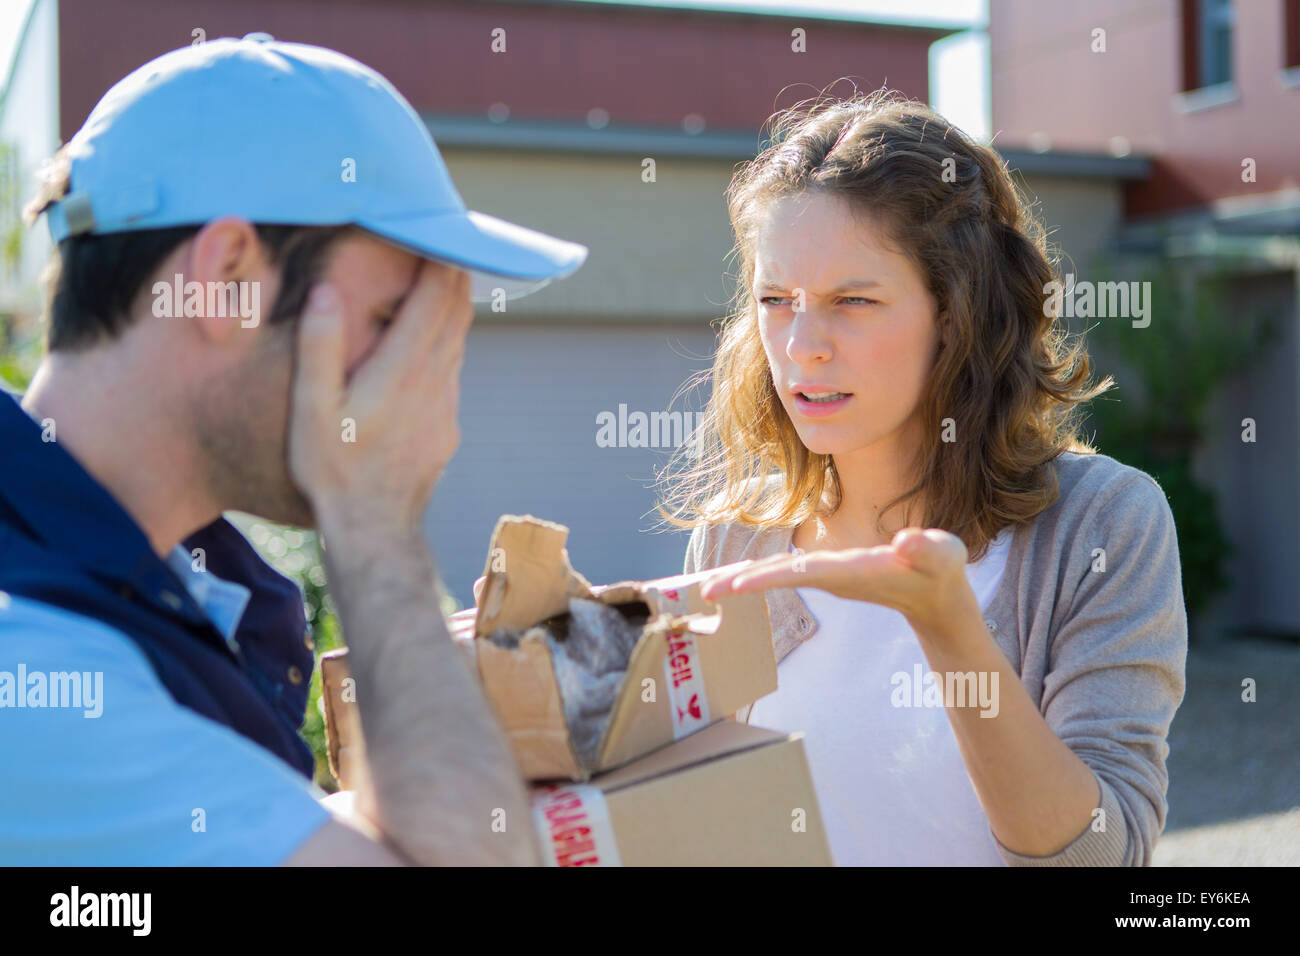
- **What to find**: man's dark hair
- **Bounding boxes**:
[24,145,354,351]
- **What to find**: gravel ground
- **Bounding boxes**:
[1151,637,1300,866]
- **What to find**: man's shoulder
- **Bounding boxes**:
[0,592,159,674]
[0,592,185,725]
[0,593,329,865]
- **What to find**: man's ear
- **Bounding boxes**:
[182,217,268,345]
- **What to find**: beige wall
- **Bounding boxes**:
[1010,172,1127,278]
[442,147,739,323]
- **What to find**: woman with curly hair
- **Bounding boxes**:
[662,91,1187,866]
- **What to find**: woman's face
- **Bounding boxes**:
[753,190,941,460]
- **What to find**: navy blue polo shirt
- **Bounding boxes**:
[0,389,329,863]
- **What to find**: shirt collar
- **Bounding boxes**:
[163,545,252,646]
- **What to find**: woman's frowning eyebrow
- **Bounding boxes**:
[755,279,884,293]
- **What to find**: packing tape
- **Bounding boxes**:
[531,783,622,866]
[651,585,711,739]
[651,584,690,614]
[664,627,710,738]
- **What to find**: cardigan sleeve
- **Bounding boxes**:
[992,470,1188,866]
[683,519,726,575]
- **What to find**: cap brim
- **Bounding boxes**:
[356,209,588,303]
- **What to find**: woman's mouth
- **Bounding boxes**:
[793,390,853,417]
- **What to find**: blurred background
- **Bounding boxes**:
[1,0,1296,860]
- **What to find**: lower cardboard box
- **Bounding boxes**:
[532,719,831,866]
[320,648,832,865]
[321,719,832,866]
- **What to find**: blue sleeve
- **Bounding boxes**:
[0,595,331,865]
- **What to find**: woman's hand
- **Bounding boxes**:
[698,527,980,639]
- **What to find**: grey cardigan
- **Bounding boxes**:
[683,451,1188,866]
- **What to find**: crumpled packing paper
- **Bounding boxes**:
[486,597,647,768]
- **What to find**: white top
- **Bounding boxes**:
[748,528,1014,865]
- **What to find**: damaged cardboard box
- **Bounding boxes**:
[320,514,778,784]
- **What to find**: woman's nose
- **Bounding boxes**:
[785,307,833,365]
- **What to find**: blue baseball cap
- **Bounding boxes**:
[43,33,588,302]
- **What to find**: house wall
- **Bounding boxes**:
[0,0,59,314]
[989,0,1300,217]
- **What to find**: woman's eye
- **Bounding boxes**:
[841,297,879,306]
[759,296,791,306]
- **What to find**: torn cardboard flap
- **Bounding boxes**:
[475,515,594,636]
[474,630,580,779]
[595,597,765,771]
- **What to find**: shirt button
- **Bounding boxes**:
[160,590,183,610]
[303,630,315,651]
[287,665,305,686]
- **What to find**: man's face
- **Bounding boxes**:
[197,230,428,527]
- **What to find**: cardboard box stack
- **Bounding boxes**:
[320,514,831,866]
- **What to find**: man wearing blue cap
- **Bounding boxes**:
[0,34,588,865]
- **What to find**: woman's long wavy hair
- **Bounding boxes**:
[657,89,1114,561]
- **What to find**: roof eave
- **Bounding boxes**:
[998,148,1152,181]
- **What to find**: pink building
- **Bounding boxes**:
[991,0,1300,642]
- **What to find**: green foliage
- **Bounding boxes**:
[1081,259,1281,624]
[0,140,25,278]
[0,309,41,391]
[228,519,340,790]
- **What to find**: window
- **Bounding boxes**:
[1181,0,1235,91]
[1286,0,1300,69]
